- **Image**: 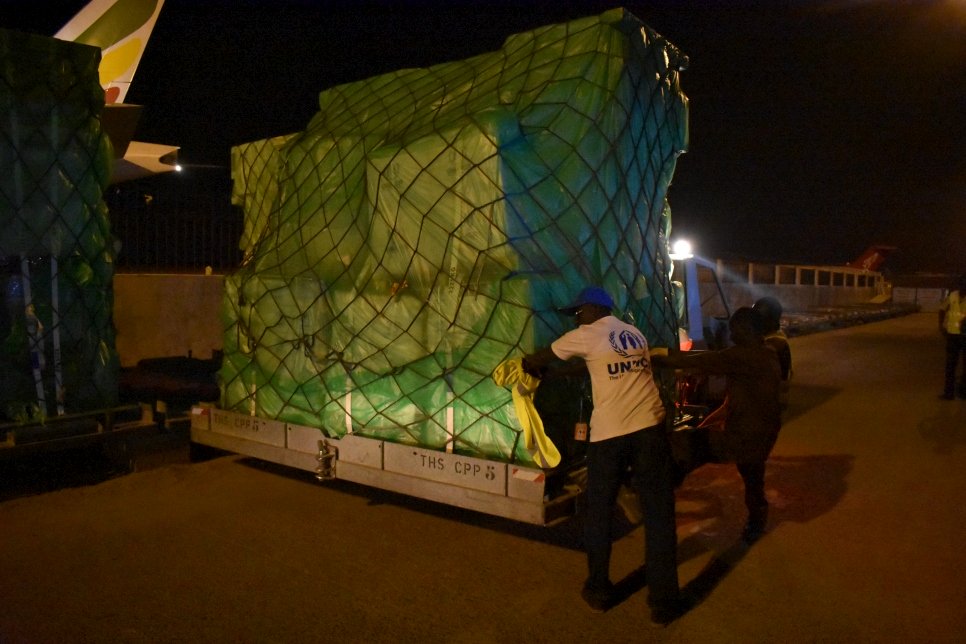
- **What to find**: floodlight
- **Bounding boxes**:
[669,239,693,260]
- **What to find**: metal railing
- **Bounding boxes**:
[106,172,243,272]
[704,258,885,291]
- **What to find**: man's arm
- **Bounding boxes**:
[522,346,587,379]
[650,350,690,370]
[651,349,730,374]
[522,347,557,376]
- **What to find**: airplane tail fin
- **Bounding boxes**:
[846,245,897,272]
[54,0,165,104]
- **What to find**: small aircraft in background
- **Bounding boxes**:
[846,245,897,272]
[55,0,179,183]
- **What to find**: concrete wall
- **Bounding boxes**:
[892,287,945,312]
[697,283,883,318]
[113,274,224,367]
[111,264,889,366]
[688,259,888,318]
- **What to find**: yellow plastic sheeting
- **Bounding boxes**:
[492,358,560,468]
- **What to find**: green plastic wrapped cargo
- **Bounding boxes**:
[223,8,689,466]
[0,29,118,422]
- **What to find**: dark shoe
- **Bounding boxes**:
[649,597,687,625]
[581,582,615,613]
[741,522,766,543]
[743,503,768,543]
[741,518,766,544]
[741,528,765,544]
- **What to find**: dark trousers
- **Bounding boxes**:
[737,461,767,529]
[673,428,768,528]
[944,333,966,397]
[584,426,679,606]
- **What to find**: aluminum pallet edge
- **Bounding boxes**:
[189,406,579,525]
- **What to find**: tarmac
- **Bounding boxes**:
[1,311,964,643]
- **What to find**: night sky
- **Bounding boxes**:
[4,0,964,274]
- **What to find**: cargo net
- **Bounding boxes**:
[224,9,689,467]
[0,30,118,423]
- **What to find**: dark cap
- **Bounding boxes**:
[558,286,614,315]
[753,296,783,317]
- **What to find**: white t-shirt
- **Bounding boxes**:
[551,316,665,442]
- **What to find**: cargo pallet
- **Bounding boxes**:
[0,404,158,458]
[190,406,583,526]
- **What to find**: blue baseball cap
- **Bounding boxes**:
[558,286,614,315]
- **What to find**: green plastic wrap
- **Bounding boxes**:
[0,29,119,421]
[223,9,688,466]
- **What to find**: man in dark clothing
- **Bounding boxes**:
[754,296,792,408]
[653,307,782,542]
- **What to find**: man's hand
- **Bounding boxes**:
[521,357,547,379]
[522,347,558,379]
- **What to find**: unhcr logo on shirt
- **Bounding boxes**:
[607,329,650,378]
[609,329,646,358]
